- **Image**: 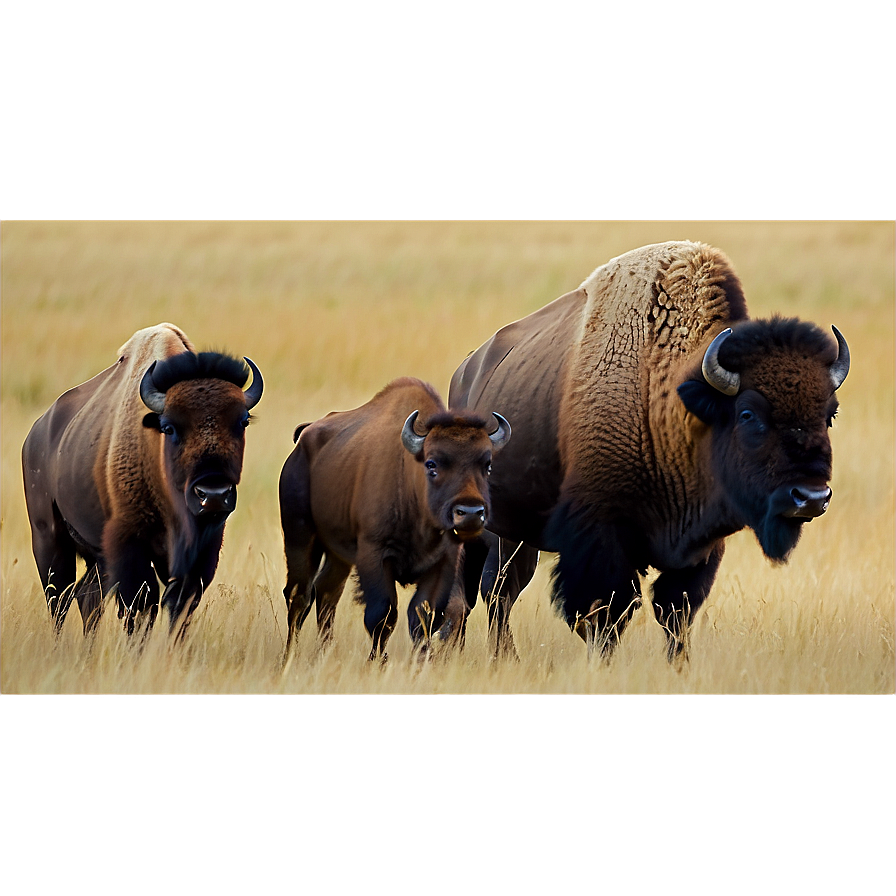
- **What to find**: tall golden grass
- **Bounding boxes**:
[2,221,893,693]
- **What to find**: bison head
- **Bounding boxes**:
[401,409,511,541]
[140,352,263,523]
[678,318,848,562]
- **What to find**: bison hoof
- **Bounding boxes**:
[433,618,453,642]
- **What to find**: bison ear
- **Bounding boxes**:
[142,412,162,431]
[677,380,729,425]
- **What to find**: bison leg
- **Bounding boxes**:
[549,516,642,658]
[160,575,202,638]
[312,553,351,644]
[406,553,462,651]
[459,537,489,610]
[71,560,107,635]
[106,534,161,635]
[280,446,323,653]
[440,588,471,650]
[420,536,489,652]
[356,544,399,660]
[652,543,725,662]
[27,501,78,633]
[480,534,539,660]
[28,501,107,636]
[283,534,324,655]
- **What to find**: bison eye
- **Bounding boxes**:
[486,463,492,476]
[161,423,176,437]
[425,460,437,478]
[737,407,767,436]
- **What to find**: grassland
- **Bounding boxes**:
[2,221,893,693]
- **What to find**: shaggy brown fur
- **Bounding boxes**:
[449,242,847,659]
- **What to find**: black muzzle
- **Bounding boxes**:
[188,479,237,517]
[451,504,486,539]
[780,485,832,520]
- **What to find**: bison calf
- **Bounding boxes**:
[22,323,263,635]
[279,377,510,659]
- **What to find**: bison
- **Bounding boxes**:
[279,377,510,659]
[22,323,264,635]
[448,241,849,659]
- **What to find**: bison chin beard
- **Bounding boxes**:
[753,512,805,564]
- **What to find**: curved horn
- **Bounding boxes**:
[139,361,167,414]
[242,357,264,409]
[829,326,850,391]
[488,412,512,451]
[701,328,740,396]
[401,411,426,456]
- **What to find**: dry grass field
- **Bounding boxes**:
[2,221,893,694]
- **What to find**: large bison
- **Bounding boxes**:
[449,241,849,659]
[279,377,510,659]
[22,323,264,635]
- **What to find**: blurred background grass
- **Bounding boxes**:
[2,221,893,692]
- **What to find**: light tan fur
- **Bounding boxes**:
[98,324,195,522]
[561,242,742,516]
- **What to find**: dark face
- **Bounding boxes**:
[680,350,840,562]
[145,379,251,524]
[418,425,497,542]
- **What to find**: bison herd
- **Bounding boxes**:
[21,241,850,661]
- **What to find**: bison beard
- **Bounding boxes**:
[733,481,817,564]
[759,513,806,563]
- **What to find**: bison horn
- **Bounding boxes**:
[139,361,167,414]
[401,411,426,456]
[830,326,850,391]
[243,357,264,409]
[489,412,512,451]
[701,328,740,397]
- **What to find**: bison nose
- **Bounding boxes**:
[453,504,486,530]
[192,482,236,515]
[785,485,832,520]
